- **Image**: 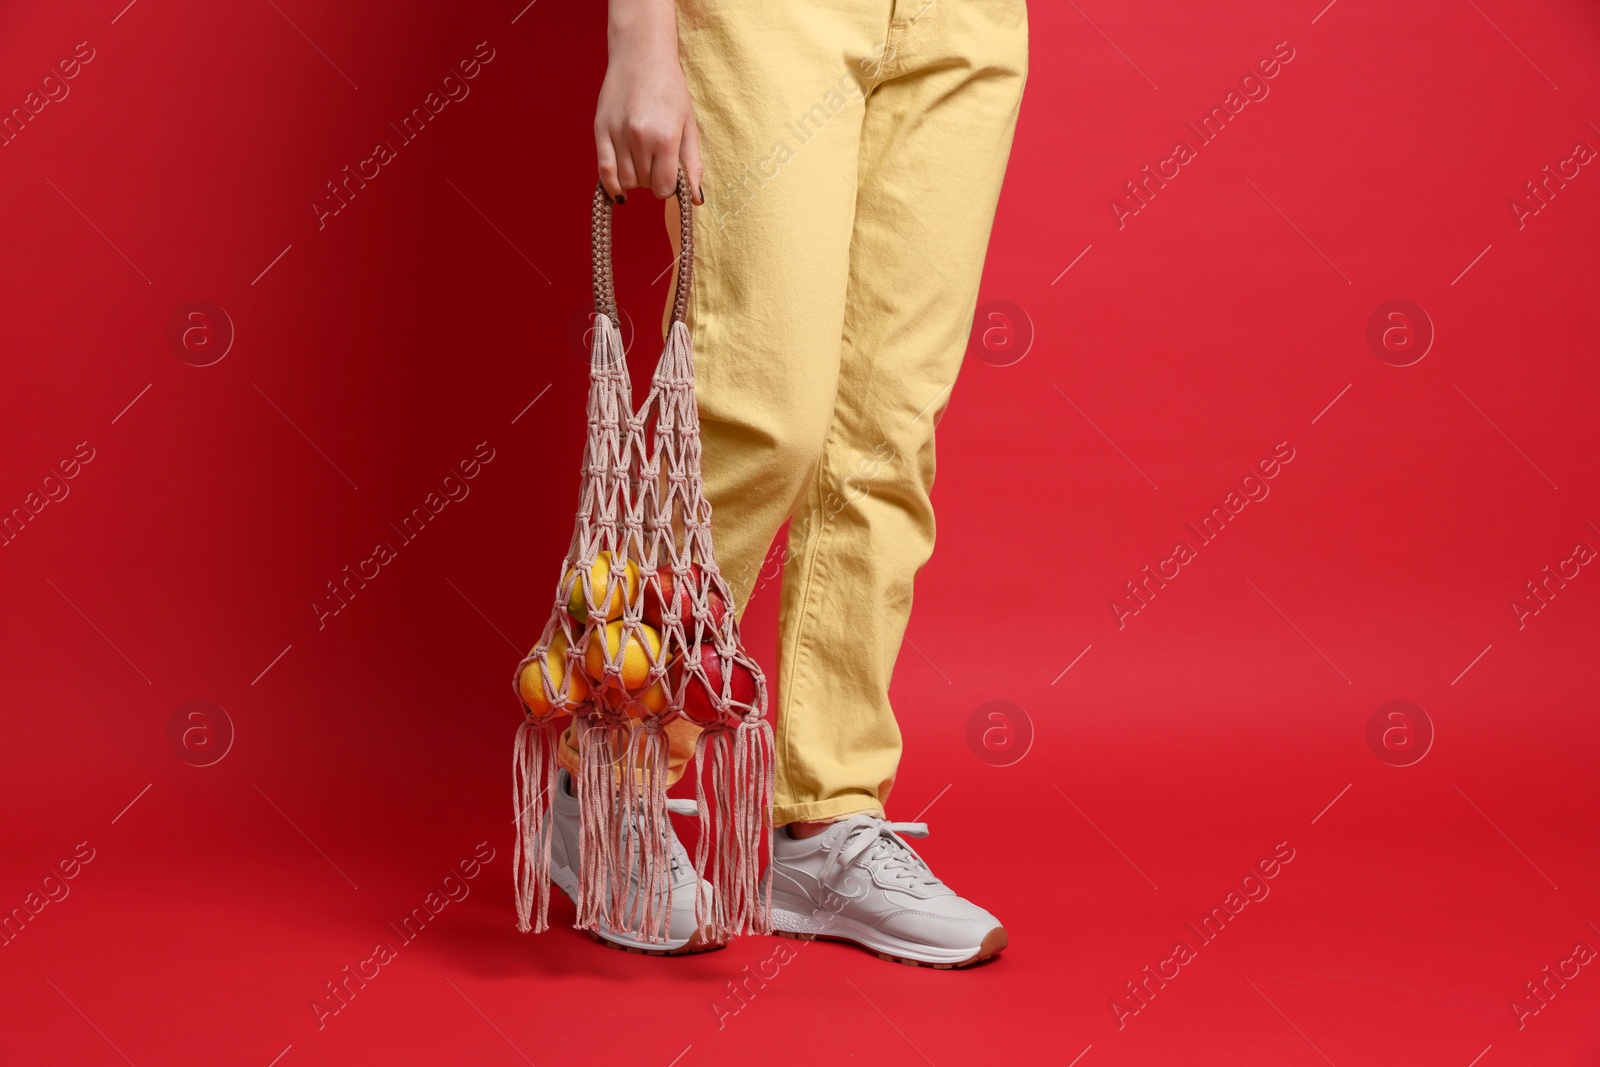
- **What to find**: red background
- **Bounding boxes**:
[3,0,1599,1063]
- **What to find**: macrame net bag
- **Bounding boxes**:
[511,172,773,945]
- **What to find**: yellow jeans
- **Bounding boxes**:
[560,0,1028,825]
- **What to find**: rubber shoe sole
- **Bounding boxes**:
[585,925,723,957]
[551,870,724,957]
[774,924,1008,969]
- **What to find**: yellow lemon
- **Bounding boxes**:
[518,632,588,717]
[566,551,639,624]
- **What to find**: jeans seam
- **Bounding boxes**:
[777,417,845,811]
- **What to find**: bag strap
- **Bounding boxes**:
[591,168,695,325]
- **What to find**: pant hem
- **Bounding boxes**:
[772,796,884,826]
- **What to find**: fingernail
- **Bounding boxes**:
[614,194,626,205]
[696,184,705,204]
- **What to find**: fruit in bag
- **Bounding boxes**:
[643,562,729,635]
[566,550,639,624]
[517,632,589,718]
[584,620,671,713]
[672,642,757,726]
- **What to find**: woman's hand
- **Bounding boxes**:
[595,0,703,205]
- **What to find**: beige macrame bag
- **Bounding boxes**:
[512,173,774,946]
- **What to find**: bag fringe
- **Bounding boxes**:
[511,719,558,933]
[574,716,624,932]
[692,717,774,941]
[617,718,673,944]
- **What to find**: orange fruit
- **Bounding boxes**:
[584,621,669,696]
[518,632,588,717]
[637,681,669,714]
[594,679,669,716]
[566,551,639,624]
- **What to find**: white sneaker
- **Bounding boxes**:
[549,768,719,955]
[767,814,1008,968]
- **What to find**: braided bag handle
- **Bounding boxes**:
[512,171,773,942]
[591,176,694,325]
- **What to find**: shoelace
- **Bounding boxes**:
[820,814,941,891]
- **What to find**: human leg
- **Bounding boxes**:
[771,0,1029,826]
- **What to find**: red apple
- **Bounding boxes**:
[673,643,757,726]
[643,563,728,636]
